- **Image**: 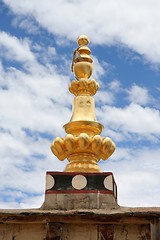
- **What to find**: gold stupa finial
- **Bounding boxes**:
[71,34,93,80]
[51,35,115,172]
[77,35,89,46]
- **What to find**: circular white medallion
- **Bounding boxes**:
[72,175,87,190]
[103,175,113,191]
[46,175,55,190]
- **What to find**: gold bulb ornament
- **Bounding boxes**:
[72,35,93,80]
[51,35,116,172]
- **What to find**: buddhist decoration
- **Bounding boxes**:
[51,35,115,172]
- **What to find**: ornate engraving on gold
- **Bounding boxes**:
[51,134,115,172]
[51,35,116,172]
[69,79,99,96]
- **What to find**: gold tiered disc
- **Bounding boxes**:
[51,35,115,172]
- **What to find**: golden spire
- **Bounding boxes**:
[51,35,115,172]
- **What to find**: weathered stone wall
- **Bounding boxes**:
[0,222,151,240]
[0,223,46,240]
[42,192,117,210]
[113,224,151,240]
[0,208,159,240]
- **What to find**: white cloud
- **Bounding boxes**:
[0,31,71,208]
[3,0,160,64]
[109,79,121,92]
[101,147,160,207]
[92,56,105,80]
[126,84,150,105]
[12,16,40,34]
[0,190,44,209]
[0,31,35,63]
[97,103,160,139]
[95,90,114,105]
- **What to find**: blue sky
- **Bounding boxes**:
[0,0,160,208]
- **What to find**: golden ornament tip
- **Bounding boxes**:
[51,35,116,172]
[77,35,89,46]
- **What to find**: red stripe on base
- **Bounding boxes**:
[45,189,114,195]
[46,171,114,176]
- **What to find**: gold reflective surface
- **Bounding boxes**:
[51,35,115,172]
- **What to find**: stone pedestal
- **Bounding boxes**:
[42,172,118,210]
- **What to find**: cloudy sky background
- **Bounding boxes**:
[0,0,160,208]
